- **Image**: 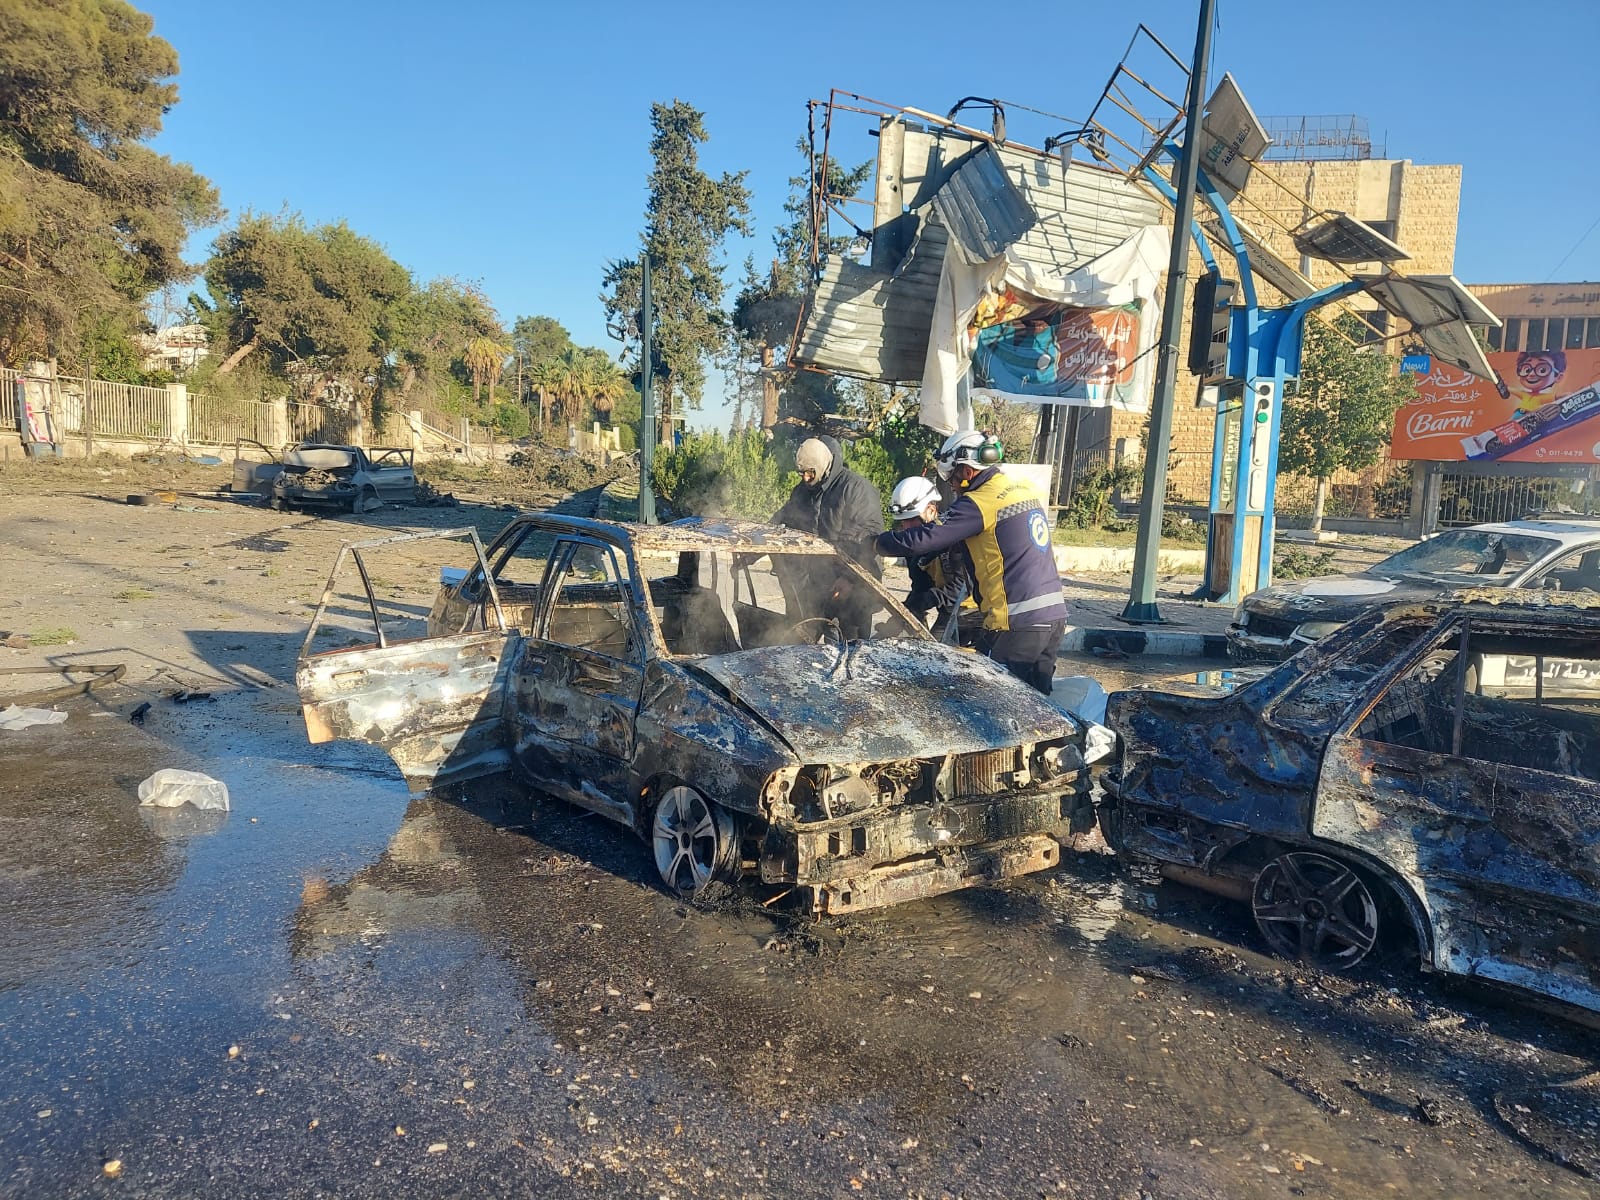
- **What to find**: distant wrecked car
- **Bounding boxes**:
[1103,588,1600,1015]
[295,515,1111,915]
[1228,518,1600,663]
[270,443,417,513]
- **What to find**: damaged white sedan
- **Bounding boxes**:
[296,515,1109,914]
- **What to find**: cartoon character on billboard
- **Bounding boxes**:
[1510,349,1568,417]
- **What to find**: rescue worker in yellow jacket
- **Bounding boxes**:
[874,431,1066,693]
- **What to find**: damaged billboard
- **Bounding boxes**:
[790,106,1166,432]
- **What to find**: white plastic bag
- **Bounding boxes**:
[0,706,69,731]
[137,768,230,811]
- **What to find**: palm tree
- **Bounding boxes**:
[587,358,628,422]
[462,336,509,408]
[528,358,564,430]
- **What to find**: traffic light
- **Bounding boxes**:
[1188,270,1237,384]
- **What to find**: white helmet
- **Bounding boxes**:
[889,476,941,521]
[933,429,1002,480]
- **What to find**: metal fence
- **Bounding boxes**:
[1435,463,1597,527]
[1273,460,1413,522]
[288,402,354,446]
[3,368,174,441]
[187,394,275,446]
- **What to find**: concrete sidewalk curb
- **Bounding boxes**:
[1062,625,1231,658]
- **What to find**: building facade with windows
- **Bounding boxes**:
[1091,150,1467,504]
[1475,284,1600,357]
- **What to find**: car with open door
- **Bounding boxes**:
[296,515,1111,915]
[1102,587,1600,1016]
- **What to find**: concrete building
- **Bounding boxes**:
[1092,132,1467,503]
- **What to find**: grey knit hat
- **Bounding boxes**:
[795,437,833,480]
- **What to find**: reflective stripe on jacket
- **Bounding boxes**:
[875,467,1064,631]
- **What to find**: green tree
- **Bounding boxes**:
[511,315,572,365]
[1279,313,1417,534]
[0,0,220,368]
[602,100,751,444]
[732,140,871,430]
[462,335,509,406]
[203,212,413,406]
[394,277,501,401]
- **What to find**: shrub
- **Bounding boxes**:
[651,429,796,521]
[1059,463,1141,530]
[1274,547,1339,580]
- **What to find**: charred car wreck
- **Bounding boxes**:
[270,444,417,513]
[1102,589,1600,1015]
[296,515,1109,915]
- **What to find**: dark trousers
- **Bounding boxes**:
[977,619,1065,695]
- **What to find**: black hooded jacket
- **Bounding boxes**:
[772,434,884,577]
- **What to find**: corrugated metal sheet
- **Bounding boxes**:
[932,145,1036,264]
[794,122,1163,384]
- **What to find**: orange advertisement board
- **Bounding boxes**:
[1390,347,1600,463]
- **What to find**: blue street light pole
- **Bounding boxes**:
[1140,163,1364,602]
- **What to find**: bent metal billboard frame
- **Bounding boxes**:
[1390,346,1600,463]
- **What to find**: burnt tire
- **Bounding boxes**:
[1252,851,1380,971]
[650,785,737,899]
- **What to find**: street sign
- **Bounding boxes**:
[1401,354,1432,375]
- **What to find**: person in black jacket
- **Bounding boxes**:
[771,435,885,637]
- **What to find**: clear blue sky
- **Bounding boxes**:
[143,0,1600,428]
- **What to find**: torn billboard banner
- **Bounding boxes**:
[968,293,1143,405]
[921,224,1167,431]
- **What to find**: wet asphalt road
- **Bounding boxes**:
[2,662,1598,1199]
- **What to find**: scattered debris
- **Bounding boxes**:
[1,632,30,649]
[0,706,68,731]
[0,662,126,706]
[129,701,152,726]
[1412,1094,1455,1126]
[170,690,214,704]
[138,768,230,812]
[414,479,459,507]
[1496,1073,1600,1178]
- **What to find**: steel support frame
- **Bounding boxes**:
[1143,156,1364,603]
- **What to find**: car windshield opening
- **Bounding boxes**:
[641,548,922,658]
[1371,530,1558,584]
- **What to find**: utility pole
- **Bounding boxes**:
[1121,0,1215,623]
[638,255,658,524]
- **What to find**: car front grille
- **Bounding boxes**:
[953,748,1019,797]
[1241,613,1298,640]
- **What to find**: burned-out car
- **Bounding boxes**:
[296,515,1110,914]
[1103,589,1600,1015]
[1229,518,1600,663]
[270,443,417,513]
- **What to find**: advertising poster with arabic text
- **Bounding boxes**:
[967,286,1144,408]
[1390,346,1600,463]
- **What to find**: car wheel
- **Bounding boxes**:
[650,785,736,898]
[1251,851,1380,970]
[354,486,382,514]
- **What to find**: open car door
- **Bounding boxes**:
[297,528,517,793]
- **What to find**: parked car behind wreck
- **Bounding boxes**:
[1228,518,1600,663]
[1103,588,1600,1016]
[295,515,1112,915]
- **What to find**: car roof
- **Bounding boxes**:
[511,513,839,554]
[1456,518,1600,547]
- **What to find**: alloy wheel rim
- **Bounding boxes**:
[1253,851,1379,969]
[652,786,720,895]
